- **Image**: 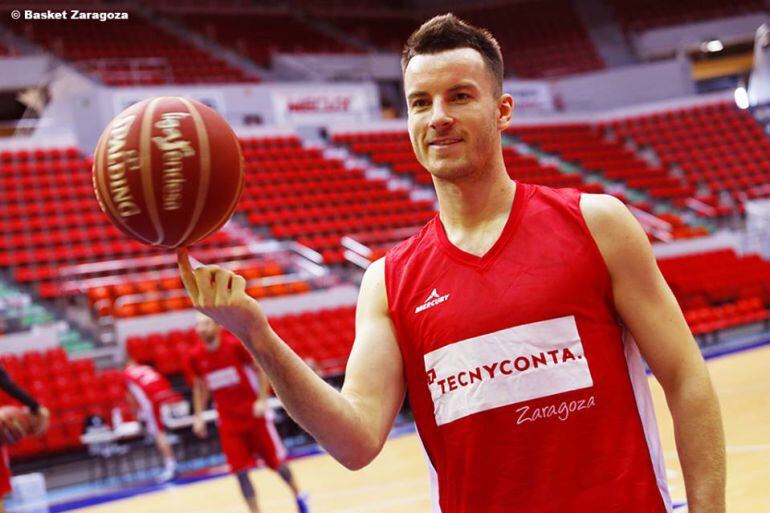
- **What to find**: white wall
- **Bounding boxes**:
[0,55,52,90]
[634,13,769,59]
[552,59,696,112]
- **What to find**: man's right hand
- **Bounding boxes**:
[192,417,207,439]
[177,248,271,347]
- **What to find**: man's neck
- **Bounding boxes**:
[432,160,516,258]
[435,162,515,234]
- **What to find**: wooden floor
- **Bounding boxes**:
[75,345,770,513]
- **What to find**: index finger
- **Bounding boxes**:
[177,247,199,299]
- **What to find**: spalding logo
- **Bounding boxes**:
[105,114,141,218]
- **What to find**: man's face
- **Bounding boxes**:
[404,48,508,181]
[196,315,220,346]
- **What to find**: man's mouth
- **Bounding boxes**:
[429,138,462,147]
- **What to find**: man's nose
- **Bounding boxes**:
[429,99,453,131]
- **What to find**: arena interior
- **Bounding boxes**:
[0,0,769,512]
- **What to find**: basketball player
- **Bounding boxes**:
[186,314,309,513]
[123,359,181,482]
[0,365,49,513]
[178,14,726,513]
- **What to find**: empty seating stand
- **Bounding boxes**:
[0,348,132,459]
[174,12,362,68]
[333,129,605,192]
[0,146,275,318]
[607,102,770,218]
[6,13,256,85]
[128,305,356,378]
[238,135,435,264]
[321,15,418,52]
[457,0,604,78]
[507,123,710,240]
[607,0,766,33]
[658,249,770,338]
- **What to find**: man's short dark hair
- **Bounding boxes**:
[401,13,504,95]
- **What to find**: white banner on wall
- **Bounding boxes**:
[503,79,555,115]
[114,90,226,115]
[271,87,372,125]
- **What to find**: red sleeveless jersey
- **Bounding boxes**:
[384,182,671,513]
[124,363,177,405]
[185,332,262,431]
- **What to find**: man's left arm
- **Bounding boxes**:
[581,194,725,513]
[253,363,270,417]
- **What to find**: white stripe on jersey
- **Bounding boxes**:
[622,329,673,513]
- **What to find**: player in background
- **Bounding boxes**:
[0,365,49,513]
[123,359,182,482]
[187,314,309,513]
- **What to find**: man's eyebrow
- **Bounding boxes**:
[407,82,479,101]
[407,91,428,101]
[447,82,478,92]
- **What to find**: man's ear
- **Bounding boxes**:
[497,93,514,131]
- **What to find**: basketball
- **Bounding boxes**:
[0,406,37,445]
[92,97,244,249]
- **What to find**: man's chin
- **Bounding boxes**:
[428,162,473,181]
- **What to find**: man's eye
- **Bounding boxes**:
[412,99,428,108]
[454,93,470,101]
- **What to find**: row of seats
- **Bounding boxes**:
[6,15,257,86]
[127,304,355,378]
[0,348,132,458]
[607,102,770,217]
[0,147,81,162]
[684,297,768,337]
[126,328,200,376]
[271,305,355,375]
[658,249,770,308]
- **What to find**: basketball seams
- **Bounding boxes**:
[194,124,244,244]
[175,97,211,248]
[140,97,165,245]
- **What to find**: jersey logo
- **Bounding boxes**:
[415,288,450,314]
[424,315,593,426]
[205,366,242,391]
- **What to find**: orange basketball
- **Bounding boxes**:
[92,97,244,248]
[0,406,37,445]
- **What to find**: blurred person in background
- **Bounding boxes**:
[187,314,309,513]
[0,365,49,513]
[123,358,181,482]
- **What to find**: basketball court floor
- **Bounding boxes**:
[65,344,770,513]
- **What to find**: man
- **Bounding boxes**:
[0,365,49,513]
[177,14,725,513]
[123,358,181,482]
[186,314,309,513]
